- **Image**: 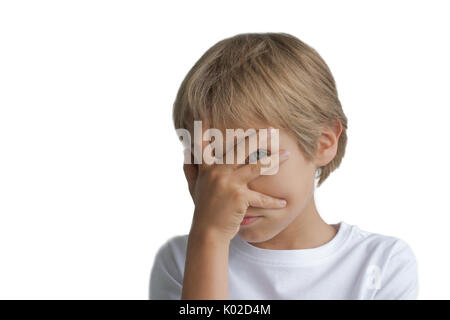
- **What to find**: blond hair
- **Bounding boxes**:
[172,32,348,187]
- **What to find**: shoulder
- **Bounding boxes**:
[149,234,189,300]
[346,222,417,261]
[152,233,189,273]
[344,222,419,299]
[156,234,190,260]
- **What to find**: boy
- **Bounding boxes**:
[149,32,419,299]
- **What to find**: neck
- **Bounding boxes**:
[250,194,337,250]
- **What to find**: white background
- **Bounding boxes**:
[0,0,449,299]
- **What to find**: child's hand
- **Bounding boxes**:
[183,133,289,243]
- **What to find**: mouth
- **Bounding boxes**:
[240,215,262,226]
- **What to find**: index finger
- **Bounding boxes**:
[190,122,218,170]
[236,149,290,183]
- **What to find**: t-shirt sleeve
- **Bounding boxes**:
[373,239,419,300]
[149,240,183,300]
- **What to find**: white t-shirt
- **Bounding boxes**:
[149,221,419,299]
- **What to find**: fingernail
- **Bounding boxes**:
[279,150,290,160]
[279,199,287,206]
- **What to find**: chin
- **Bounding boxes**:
[238,222,280,243]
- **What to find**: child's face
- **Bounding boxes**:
[237,126,317,242]
[196,122,321,243]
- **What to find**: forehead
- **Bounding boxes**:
[195,119,270,138]
[184,117,287,151]
[204,119,273,135]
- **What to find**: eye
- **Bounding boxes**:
[246,149,270,164]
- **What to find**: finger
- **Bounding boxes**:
[222,128,257,167]
[191,136,214,172]
[246,189,287,209]
[192,122,226,170]
[236,149,290,183]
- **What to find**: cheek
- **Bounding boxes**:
[248,172,292,199]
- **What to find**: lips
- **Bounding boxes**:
[240,216,261,226]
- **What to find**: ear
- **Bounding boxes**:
[314,119,343,168]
